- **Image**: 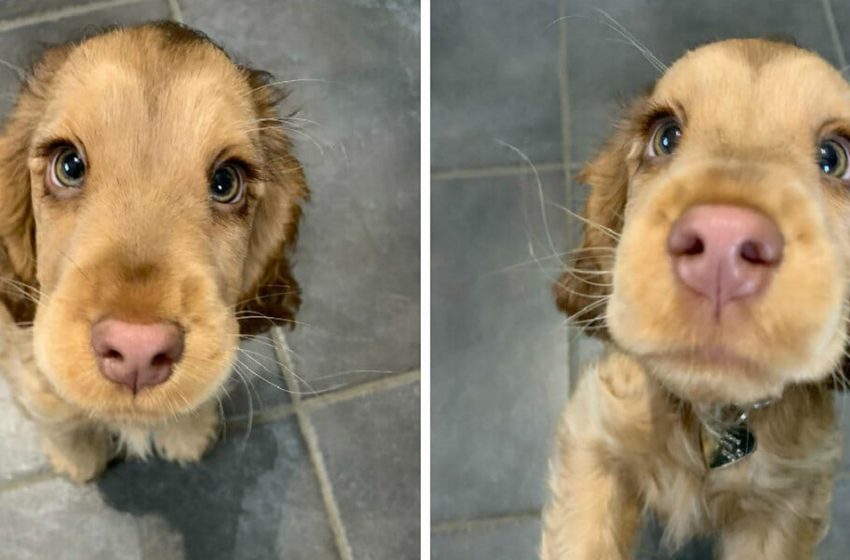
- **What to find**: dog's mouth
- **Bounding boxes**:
[643,345,762,373]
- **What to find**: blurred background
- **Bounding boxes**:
[431,0,850,558]
[0,1,420,559]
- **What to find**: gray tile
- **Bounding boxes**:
[431,518,542,560]
[0,375,47,480]
[0,476,152,560]
[309,380,420,560]
[565,0,841,164]
[0,1,171,118]
[431,172,569,521]
[180,0,420,394]
[92,418,337,560]
[431,0,562,171]
[0,0,94,20]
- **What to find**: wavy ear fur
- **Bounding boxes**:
[0,44,74,324]
[236,69,309,335]
[553,99,647,339]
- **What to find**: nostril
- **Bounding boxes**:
[103,349,123,361]
[668,230,705,257]
[151,353,174,368]
[681,235,704,256]
[740,240,765,265]
[739,239,782,266]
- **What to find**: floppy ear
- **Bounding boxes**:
[236,69,310,335]
[0,44,72,324]
[553,102,645,338]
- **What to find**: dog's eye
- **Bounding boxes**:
[817,138,850,179]
[649,119,682,157]
[51,147,86,188]
[209,164,244,204]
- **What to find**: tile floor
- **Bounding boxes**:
[0,1,420,559]
[431,0,850,558]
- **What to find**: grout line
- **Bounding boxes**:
[431,510,541,535]
[0,0,144,33]
[558,0,581,395]
[302,369,421,410]
[432,162,565,181]
[167,0,183,23]
[0,466,57,495]
[823,0,848,71]
[225,368,420,429]
[272,328,354,560]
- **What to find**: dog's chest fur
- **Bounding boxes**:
[566,348,840,550]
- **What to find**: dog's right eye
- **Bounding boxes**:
[817,138,850,180]
[648,119,682,157]
[50,147,86,189]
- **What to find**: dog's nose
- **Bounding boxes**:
[91,319,183,392]
[667,204,783,309]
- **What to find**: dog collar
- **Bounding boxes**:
[696,399,773,470]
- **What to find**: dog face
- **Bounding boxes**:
[557,39,850,404]
[0,23,307,423]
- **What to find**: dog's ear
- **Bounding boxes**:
[236,69,310,335]
[0,44,73,324]
[553,101,646,338]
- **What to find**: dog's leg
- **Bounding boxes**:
[40,423,111,483]
[718,516,823,560]
[151,399,220,463]
[541,434,641,560]
[542,354,653,559]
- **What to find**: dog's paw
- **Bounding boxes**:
[41,432,109,483]
[153,404,220,464]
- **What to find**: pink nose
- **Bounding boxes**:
[91,319,184,392]
[667,204,783,310]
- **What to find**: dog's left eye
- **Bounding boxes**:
[209,164,244,204]
[817,138,850,179]
[648,119,682,157]
[50,147,86,188]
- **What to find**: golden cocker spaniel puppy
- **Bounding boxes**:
[543,38,850,559]
[0,22,307,482]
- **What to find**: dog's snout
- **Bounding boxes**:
[667,204,783,309]
[91,319,184,392]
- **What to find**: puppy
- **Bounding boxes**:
[0,22,308,482]
[542,38,850,559]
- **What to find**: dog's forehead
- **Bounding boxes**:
[39,31,258,165]
[653,39,850,136]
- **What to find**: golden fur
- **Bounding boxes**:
[0,22,308,482]
[542,39,850,558]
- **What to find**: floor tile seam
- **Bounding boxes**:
[0,0,146,34]
[431,510,542,535]
[431,162,570,181]
[272,328,354,560]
